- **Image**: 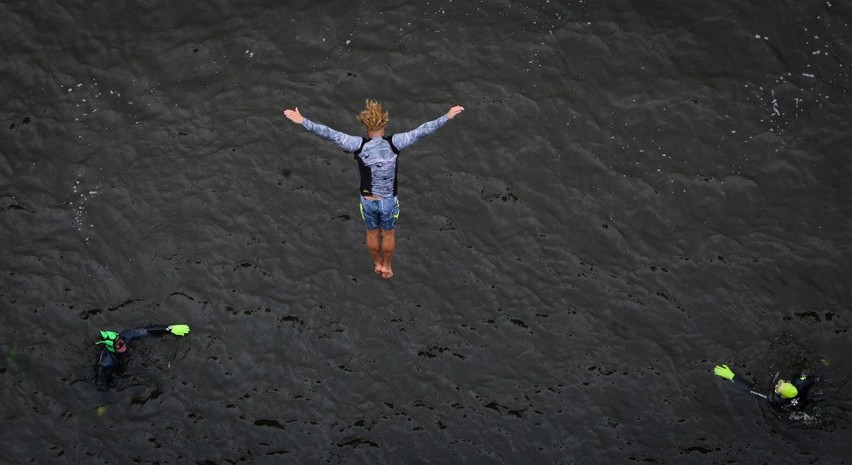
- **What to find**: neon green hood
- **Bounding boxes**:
[96,330,119,352]
[776,381,798,399]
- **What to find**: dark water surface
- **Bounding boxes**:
[2,0,852,463]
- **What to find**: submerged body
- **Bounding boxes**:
[95,325,189,390]
[714,364,818,411]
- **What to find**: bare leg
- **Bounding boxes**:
[379,229,395,278]
[366,229,382,274]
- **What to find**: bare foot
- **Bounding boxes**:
[374,261,383,274]
[380,264,393,279]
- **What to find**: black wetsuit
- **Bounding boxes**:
[772,376,816,409]
[730,374,816,409]
[95,325,170,390]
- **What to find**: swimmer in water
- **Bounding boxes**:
[95,324,190,390]
[713,364,817,410]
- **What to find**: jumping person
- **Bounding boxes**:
[713,364,817,409]
[283,100,464,278]
[95,324,190,390]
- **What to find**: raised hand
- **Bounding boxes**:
[446,105,465,119]
[284,107,305,124]
[713,364,735,381]
[167,324,191,336]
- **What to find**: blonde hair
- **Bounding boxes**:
[357,100,389,131]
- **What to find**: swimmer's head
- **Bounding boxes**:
[97,330,127,353]
[357,100,389,132]
[775,380,798,399]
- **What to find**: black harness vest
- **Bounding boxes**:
[352,136,401,196]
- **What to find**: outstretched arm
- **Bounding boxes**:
[120,324,191,343]
[283,106,363,152]
[714,364,765,398]
[392,105,464,151]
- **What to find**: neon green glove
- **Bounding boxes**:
[167,324,190,336]
[714,364,735,381]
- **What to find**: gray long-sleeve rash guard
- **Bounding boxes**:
[301,114,450,198]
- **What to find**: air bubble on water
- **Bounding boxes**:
[770,92,781,116]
